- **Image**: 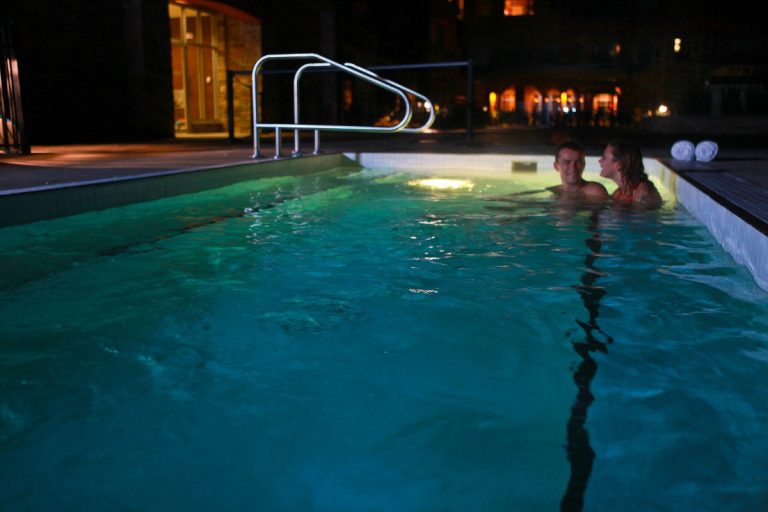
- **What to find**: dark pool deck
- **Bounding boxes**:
[1,129,767,235]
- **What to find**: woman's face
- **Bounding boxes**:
[599,145,621,181]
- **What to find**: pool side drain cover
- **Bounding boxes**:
[511,161,537,172]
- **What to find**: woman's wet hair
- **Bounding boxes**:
[607,139,647,188]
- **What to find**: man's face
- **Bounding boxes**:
[554,148,585,186]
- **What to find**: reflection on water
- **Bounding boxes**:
[1,173,767,511]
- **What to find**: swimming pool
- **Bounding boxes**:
[1,155,767,511]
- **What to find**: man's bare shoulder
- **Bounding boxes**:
[547,184,564,195]
[582,181,610,200]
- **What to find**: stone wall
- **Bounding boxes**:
[218,16,261,138]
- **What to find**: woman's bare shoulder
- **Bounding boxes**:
[634,180,662,207]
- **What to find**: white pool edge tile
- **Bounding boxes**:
[674,175,768,291]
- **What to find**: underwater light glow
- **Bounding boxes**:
[407,178,474,190]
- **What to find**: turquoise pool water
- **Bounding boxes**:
[1,167,767,511]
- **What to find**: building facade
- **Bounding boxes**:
[5,0,268,144]
[462,0,768,128]
[3,0,766,146]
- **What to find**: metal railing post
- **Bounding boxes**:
[467,58,474,143]
[293,62,332,156]
[226,70,235,143]
[344,63,436,133]
[251,61,261,158]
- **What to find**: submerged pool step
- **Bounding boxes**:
[0,154,359,228]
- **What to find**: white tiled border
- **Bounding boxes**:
[673,175,768,291]
[344,152,557,178]
[344,151,656,184]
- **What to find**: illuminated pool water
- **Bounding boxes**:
[1,166,767,511]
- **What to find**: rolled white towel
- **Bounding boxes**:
[695,140,718,162]
[671,140,695,161]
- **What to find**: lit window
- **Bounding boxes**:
[593,93,615,112]
[674,38,682,53]
[488,91,498,118]
[500,88,516,112]
[504,0,534,16]
[343,80,353,110]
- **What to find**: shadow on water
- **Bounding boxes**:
[560,208,613,512]
[483,194,613,510]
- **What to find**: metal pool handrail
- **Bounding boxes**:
[290,62,437,156]
[343,63,436,134]
[291,62,332,157]
[251,53,434,159]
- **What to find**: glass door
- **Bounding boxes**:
[169,3,220,133]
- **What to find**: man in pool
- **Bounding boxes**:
[549,140,609,202]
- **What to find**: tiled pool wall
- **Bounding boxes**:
[1,151,765,291]
[345,151,671,182]
[345,152,563,179]
[673,176,768,291]
[0,154,357,229]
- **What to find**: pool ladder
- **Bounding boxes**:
[251,53,436,159]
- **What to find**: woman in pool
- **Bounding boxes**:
[599,139,662,208]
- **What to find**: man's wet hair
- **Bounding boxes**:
[555,140,585,161]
